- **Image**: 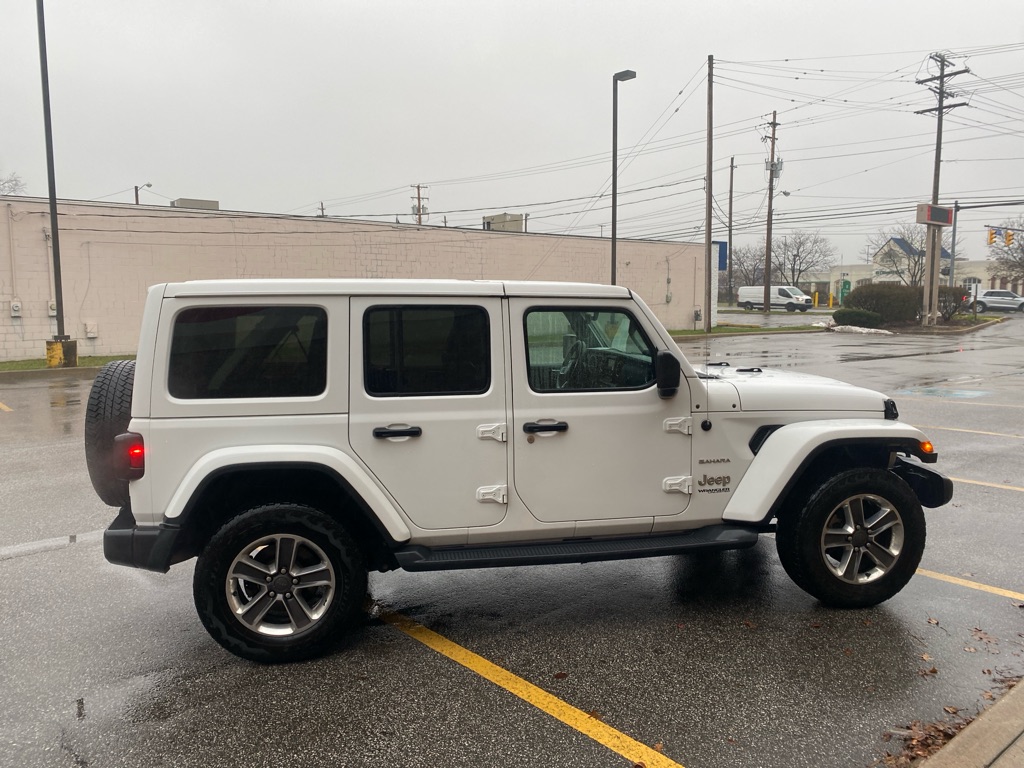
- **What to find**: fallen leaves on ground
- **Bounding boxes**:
[876,716,968,766]
[874,678,1021,767]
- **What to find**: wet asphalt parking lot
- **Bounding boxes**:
[1,316,1022,768]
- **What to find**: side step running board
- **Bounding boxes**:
[394,525,760,572]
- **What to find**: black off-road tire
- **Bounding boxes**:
[193,504,367,663]
[776,468,925,608]
[84,359,136,507]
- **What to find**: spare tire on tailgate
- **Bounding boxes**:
[85,360,136,507]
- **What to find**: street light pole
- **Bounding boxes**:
[611,69,636,286]
[35,0,66,342]
[134,182,151,205]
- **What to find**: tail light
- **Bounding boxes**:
[114,432,145,480]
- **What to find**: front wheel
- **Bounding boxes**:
[193,504,367,663]
[786,303,797,312]
[776,469,925,608]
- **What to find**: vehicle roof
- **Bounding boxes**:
[159,278,632,299]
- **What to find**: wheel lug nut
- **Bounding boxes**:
[269,591,276,598]
[286,593,292,599]
[292,578,299,585]
[280,568,287,574]
[265,576,272,583]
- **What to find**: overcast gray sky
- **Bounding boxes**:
[2,1,1022,265]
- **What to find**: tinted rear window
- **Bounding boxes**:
[169,306,327,399]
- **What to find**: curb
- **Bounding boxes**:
[0,366,102,384]
[918,681,1024,767]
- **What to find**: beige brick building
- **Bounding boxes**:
[1,197,707,363]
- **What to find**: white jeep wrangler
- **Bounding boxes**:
[86,279,952,662]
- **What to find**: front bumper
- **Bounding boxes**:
[103,506,182,573]
[893,456,954,508]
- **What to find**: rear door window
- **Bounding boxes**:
[363,305,490,396]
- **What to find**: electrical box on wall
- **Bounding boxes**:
[47,300,57,317]
[10,299,22,317]
[84,321,98,339]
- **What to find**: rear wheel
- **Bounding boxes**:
[776,469,925,608]
[84,360,136,507]
[742,302,753,310]
[193,504,367,663]
[975,301,987,313]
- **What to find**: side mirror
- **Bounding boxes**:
[655,350,680,399]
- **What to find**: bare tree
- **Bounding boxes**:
[0,171,26,195]
[867,223,955,287]
[772,230,836,286]
[988,215,1024,283]
[731,243,765,288]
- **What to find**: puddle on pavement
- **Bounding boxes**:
[895,387,991,398]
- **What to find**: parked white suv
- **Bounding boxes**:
[969,289,1024,313]
[86,279,952,662]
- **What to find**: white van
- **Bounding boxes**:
[736,285,812,312]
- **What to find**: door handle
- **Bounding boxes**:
[523,421,568,433]
[373,426,423,439]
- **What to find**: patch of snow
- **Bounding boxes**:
[830,325,895,335]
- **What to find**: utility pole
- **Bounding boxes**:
[704,54,713,332]
[727,156,735,306]
[410,184,429,225]
[318,202,325,217]
[916,53,968,325]
[763,111,779,314]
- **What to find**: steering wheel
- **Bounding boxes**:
[557,340,586,388]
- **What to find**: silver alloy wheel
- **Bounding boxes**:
[226,534,336,637]
[819,493,904,584]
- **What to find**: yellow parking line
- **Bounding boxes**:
[917,569,1024,601]
[951,477,1024,493]
[0,401,11,412]
[381,611,684,768]
[917,425,1024,440]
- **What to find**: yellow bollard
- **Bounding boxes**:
[45,339,78,368]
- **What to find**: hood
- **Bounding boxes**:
[698,365,889,414]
